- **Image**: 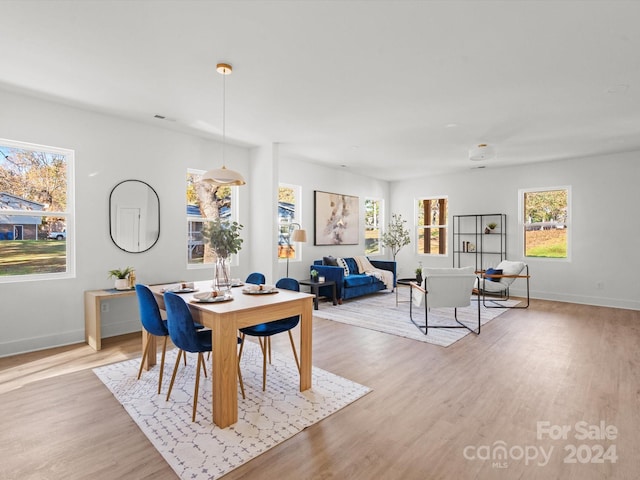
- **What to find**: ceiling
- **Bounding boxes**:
[1,1,639,181]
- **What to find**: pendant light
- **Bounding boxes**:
[202,63,246,186]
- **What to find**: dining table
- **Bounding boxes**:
[146,280,314,428]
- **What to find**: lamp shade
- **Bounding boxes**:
[201,165,246,186]
[291,229,307,242]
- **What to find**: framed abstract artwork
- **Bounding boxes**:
[314,190,359,245]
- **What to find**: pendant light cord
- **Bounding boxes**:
[222,69,226,168]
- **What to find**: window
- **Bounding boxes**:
[364,198,383,255]
[521,186,570,259]
[0,138,75,282]
[186,169,237,267]
[416,197,448,255]
[278,184,302,261]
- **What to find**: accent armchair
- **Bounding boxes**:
[475,260,530,308]
[409,266,480,335]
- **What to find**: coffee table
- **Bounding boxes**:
[299,279,338,310]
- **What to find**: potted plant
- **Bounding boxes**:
[201,219,244,290]
[381,213,411,262]
[486,222,497,233]
[108,266,134,290]
[310,269,319,282]
[415,262,423,285]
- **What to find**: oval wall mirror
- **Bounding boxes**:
[109,179,160,253]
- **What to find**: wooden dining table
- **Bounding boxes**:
[146,280,314,428]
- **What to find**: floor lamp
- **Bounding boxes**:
[286,223,307,277]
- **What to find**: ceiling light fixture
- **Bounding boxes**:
[202,63,246,186]
[469,143,496,162]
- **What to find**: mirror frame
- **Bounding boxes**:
[109,179,160,253]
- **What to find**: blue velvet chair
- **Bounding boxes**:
[135,284,172,394]
[246,272,266,285]
[163,292,245,422]
[238,277,301,391]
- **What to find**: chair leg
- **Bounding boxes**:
[137,331,152,380]
[262,338,268,391]
[166,349,183,401]
[287,331,300,373]
[238,333,246,361]
[237,355,246,399]
[158,335,168,394]
[192,353,203,422]
[267,337,272,364]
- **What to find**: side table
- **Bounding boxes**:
[396,277,418,306]
[298,279,338,310]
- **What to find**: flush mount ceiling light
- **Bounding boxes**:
[469,143,496,162]
[202,63,246,186]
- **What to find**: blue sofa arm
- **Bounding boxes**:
[311,262,345,300]
[370,259,397,288]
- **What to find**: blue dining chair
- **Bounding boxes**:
[245,272,266,285]
[238,277,301,391]
[163,292,245,422]
[135,284,174,394]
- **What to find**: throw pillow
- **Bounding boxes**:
[337,257,350,276]
[485,268,503,282]
[323,255,339,266]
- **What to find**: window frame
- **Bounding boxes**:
[186,168,239,269]
[0,138,75,284]
[364,197,383,256]
[416,196,448,256]
[519,185,571,261]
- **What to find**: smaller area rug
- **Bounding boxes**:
[313,292,518,347]
[94,341,370,480]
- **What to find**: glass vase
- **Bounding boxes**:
[213,256,231,292]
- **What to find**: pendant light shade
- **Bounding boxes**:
[202,63,246,186]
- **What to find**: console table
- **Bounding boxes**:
[298,279,337,310]
[84,288,136,351]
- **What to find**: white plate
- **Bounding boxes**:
[191,295,233,303]
[242,289,279,295]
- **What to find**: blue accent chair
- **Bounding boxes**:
[135,284,172,394]
[246,272,266,285]
[238,277,301,391]
[163,292,245,421]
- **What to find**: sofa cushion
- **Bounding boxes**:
[344,274,377,288]
[344,257,359,275]
[337,257,350,276]
[484,267,503,282]
[323,255,339,266]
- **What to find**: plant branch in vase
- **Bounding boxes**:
[202,219,244,291]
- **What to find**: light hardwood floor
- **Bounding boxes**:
[1,299,639,480]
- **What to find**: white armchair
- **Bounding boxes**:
[475,260,530,308]
[409,266,480,335]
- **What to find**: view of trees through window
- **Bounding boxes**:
[364,198,382,255]
[278,184,300,260]
[523,188,569,258]
[417,197,448,255]
[186,170,233,266]
[0,139,73,279]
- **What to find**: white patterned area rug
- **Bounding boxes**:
[313,292,519,347]
[93,341,370,480]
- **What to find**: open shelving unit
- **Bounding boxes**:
[453,214,506,271]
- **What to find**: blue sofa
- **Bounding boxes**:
[311,257,396,302]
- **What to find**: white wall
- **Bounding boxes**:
[0,88,251,356]
[390,154,640,310]
[278,157,390,280]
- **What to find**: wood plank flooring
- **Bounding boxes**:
[1,299,638,479]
